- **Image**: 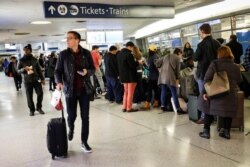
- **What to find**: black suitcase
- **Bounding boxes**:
[47,110,68,160]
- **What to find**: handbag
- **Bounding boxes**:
[204,61,230,98]
[51,89,64,110]
[83,77,95,101]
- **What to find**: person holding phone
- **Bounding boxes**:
[55,31,95,153]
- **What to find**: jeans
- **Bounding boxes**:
[106,76,122,103]
[123,83,137,110]
[146,79,159,102]
[197,79,205,119]
[65,91,90,143]
[95,69,105,92]
[161,84,180,109]
[24,81,43,112]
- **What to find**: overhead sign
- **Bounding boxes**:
[43,1,175,18]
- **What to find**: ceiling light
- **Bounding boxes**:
[72,28,87,31]
[31,21,52,25]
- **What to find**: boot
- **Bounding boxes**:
[199,128,210,139]
[141,101,150,110]
[153,100,159,108]
[219,129,230,139]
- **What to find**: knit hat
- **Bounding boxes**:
[23,44,32,52]
[148,45,157,52]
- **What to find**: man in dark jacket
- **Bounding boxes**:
[226,34,243,64]
[18,44,45,116]
[55,31,95,153]
[8,56,22,91]
[104,45,122,103]
[193,23,221,124]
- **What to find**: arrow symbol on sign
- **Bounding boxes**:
[48,5,56,15]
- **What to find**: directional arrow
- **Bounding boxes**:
[48,5,56,15]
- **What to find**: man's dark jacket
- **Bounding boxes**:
[18,54,44,83]
[104,52,119,78]
[226,40,243,64]
[193,36,221,80]
[54,46,95,97]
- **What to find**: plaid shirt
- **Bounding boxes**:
[244,45,250,71]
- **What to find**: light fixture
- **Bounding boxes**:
[30,21,52,25]
[72,28,87,31]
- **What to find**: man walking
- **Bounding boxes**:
[18,44,45,116]
[55,31,95,153]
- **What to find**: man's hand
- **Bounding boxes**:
[24,66,30,71]
[82,69,87,76]
[203,94,208,101]
[57,83,63,91]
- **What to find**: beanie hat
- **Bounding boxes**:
[24,44,32,52]
[148,45,157,52]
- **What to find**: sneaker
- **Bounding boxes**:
[81,142,92,153]
[37,109,45,114]
[68,130,74,141]
[29,112,34,116]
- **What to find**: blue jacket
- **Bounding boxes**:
[54,46,95,97]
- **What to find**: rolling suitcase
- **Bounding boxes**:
[47,109,68,160]
[217,91,244,132]
[187,95,200,121]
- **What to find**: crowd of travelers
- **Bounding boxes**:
[2,23,250,152]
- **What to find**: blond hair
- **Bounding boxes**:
[217,45,234,60]
[133,45,142,60]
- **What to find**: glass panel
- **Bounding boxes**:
[235,13,250,29]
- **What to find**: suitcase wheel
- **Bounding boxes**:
[52,154,55,160]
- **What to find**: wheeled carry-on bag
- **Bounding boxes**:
[217,91,244,132]
[187,95,200,121]
[47,109,68,160]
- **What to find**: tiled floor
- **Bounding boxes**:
[0,72,249,167]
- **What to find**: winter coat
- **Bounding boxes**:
[155,54,180,87]
[18,55,44,83]
[147,53,159,80]
[226,40,243,64]
[54,46,95,97]
[104,52,119,78]
[47,57,57,77]
[193,36,221,80]
[202,59,243,117]
[117,48,138,83]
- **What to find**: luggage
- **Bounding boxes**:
[187,95,200,121]
[217,91,244,132]
[47,110,68,160]
[171,97,187,113]
[180,75,199,101]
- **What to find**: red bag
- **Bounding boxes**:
[51,90,63,110]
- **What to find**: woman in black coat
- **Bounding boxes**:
[199,46,243,139]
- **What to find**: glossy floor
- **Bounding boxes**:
[0,72,249,167]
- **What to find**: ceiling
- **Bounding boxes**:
[0,0,223,44]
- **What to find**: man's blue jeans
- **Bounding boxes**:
[161,84,180,109]
[197,79,205,119]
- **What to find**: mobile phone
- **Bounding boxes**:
[77,71,84,76]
